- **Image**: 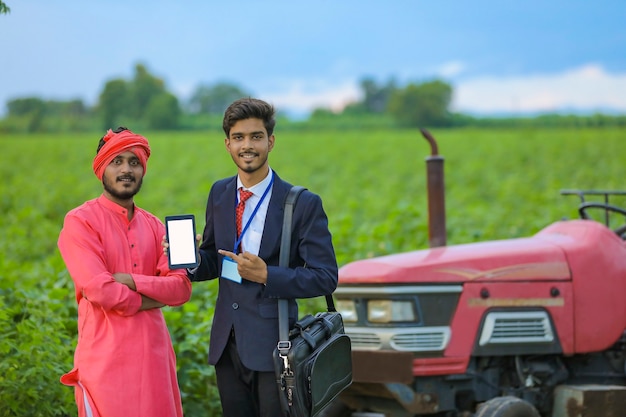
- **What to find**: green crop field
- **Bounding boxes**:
[2,126,626,416]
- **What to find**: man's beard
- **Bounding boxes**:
[103,176,143,200]
[235,153,268,174]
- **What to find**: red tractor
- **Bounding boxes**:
[331,131,626,417]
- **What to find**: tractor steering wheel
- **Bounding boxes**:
[578,202,626,239]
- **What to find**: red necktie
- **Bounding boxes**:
[236,189,254,240]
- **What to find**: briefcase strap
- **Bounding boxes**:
[277,186,336,346]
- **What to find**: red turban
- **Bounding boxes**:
[92,129,151,181]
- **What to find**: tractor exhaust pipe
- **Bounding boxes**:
[421,129,446,247]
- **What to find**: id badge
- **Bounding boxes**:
[221,257,242,284]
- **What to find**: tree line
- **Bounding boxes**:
[2,63,626,134]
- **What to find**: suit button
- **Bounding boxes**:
[232,303,239,310]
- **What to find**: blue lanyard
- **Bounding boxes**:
[233,174,274,252]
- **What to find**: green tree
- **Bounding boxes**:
[130,63,166,120]
[188,82,250,114]
[6,97,45,132]
[43,99,87,118]
[98,78,131,129]
[7,97,45,116]
[340,102,366,115]
[4,97,91,132]
[146,92,180,129]
[387,79,453,127]
[96,63,180,130]
[0,1,10,14]
[360,77,397,113]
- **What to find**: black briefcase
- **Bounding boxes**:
[274,311,352,417]
[273,186,352,417]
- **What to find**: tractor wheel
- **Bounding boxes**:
[475,396,540,417]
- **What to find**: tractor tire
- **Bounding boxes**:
[475,396,540,417]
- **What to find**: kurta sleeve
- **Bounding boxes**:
[58,213,142,315]
[132,257,192,306]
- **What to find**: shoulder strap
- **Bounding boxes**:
[278,186,306,268]
[277,186,337,344]
[278,186,306,341]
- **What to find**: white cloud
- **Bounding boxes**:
[256,64,626,117]
[437,61,466,78]
[261,81,361,115]
[452,64,626,114]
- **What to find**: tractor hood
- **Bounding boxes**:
[339,228,571,285]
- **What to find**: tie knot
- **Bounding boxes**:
[239,189,254,203]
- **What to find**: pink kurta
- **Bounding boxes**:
[58,195,192,417]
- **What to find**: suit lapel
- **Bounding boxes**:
[214,176,238,251]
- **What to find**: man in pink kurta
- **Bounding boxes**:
[58,127,192,417]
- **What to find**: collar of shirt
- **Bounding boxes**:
[236,167,273,199]
[97,194,134,222]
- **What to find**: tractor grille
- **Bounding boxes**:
[346,326,451,352]
[390,329,449,350]
[346,332,382,349]
[478,311,554,345]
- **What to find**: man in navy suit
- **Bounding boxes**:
[189,98,338,417]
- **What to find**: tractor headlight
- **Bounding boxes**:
[367,299,416,323]
[336,299,358,323]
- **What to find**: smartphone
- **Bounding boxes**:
[165,214,199,269]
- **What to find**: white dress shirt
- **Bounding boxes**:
[236,168,274,255]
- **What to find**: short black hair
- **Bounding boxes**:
[222,98,276,137]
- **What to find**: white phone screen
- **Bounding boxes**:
[165,215,199,269]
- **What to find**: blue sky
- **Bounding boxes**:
[1,0,625,117]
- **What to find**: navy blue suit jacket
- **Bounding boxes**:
[190,171,338,371]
